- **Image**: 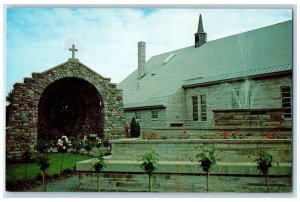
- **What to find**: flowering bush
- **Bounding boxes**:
[57,136,72,153]
[57,136,72,174]
[141,131,160,140]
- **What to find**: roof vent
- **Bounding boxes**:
[162,53,176,65]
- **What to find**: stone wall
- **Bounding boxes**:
[152,126,291,139]
[110,139,291,162]
[6,60,125,159]
[76,139,292,192]
[213,108,285,127]
[78,165,291,192]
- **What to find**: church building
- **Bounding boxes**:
[118,15,293,132]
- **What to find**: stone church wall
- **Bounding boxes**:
[6,61,125,159]
[165,88,186,125]
[125,108,167,132]
[184,74,292,127]
[122,74,291,137]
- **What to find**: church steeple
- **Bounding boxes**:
[194,14,207,48]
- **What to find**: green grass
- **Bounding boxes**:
[6,153,91,183]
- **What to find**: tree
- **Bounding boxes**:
[137,122,141,138]
[257,151,273,192]
[19,146,35,181]
[130,117,140,138]
[91,148,107,192]
[195,145,217,192]
[139,151,159,192]
[57,136,72,174]
[72,139,83,170]
[37,154,50,192]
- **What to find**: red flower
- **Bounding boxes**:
[223,131,228,138]
[44,171,49,177]
[141,131,147,135]
[266,133,272,139]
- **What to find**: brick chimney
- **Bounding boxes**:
[195,14,207,48]
[138,41,146,79]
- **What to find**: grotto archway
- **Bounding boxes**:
[38,77,103,142]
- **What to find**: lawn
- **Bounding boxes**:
[6,152,91,183]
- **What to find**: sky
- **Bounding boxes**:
[5,7,292,93]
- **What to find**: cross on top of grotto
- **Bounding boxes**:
[68,44,79,62]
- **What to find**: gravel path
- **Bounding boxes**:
[29,175,80,192]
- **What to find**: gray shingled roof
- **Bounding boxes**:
[118,20,292,109]
[183,64,292,87]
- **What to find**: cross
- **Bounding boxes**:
[69,44,78,59]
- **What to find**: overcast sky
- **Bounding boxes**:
[5,7,292,93]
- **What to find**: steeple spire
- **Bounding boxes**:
[197,14,205,33]
[194,14,207,48]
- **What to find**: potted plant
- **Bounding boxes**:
[139,151,159,192]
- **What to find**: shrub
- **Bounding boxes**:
[72,139,83,153]
[57,136,72,153]
[52,173,60,178]
[37,139,49,153]
[130,117,140,138]
[84,143,93,155]
[103,134,111,148]
[62,168,73,175]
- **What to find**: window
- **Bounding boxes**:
[192,96,198,121]
[151,109,159,119]
[135,111,141,120]
[200,95,207,121]
[170,123,183,127]
[281,86,291,118]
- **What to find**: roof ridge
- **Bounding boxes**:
[149,20,292,60]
